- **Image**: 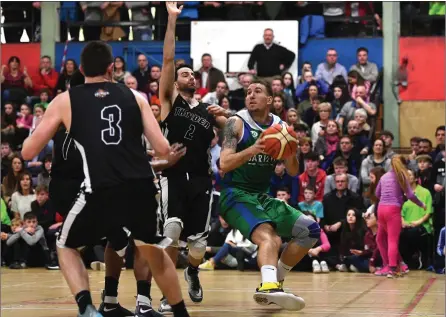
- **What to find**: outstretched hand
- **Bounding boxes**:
[166,1,183,16]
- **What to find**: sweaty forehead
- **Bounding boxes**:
[177,67,194,75]
[248,83,265,90]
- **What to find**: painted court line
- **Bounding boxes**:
[400,277,437,317]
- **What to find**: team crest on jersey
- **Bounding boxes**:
[94,89,109,98]
[250,131,259,138]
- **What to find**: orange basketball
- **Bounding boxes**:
[261,123,299,160]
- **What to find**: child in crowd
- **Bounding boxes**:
[298,186,324,222]
[276,187,291,204]
[337,208,367,272]
[35,88,50,109]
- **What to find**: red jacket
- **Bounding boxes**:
[362,228,380,266]
[32,69,59,96]
[298,168,327,202]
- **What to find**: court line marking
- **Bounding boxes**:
[400,277,437,317]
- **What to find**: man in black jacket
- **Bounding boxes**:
[247,28,295,78]
[196,53,226,92]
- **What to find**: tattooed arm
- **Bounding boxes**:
[219,117,266,173]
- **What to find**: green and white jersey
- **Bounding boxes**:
[221,109,283,193]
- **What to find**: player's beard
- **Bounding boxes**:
[180,86,196,96]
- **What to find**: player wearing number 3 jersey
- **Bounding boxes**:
[22,40,190,317]
[219,79,321,311]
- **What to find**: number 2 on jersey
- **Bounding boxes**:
[184,124,196,140]
[101,105,122,145]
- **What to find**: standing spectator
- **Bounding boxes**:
[1,56,33,105]
[315,49,348,86]
[196,53,226,92]
[80,2,105,41]
[364,166,386,210]
[202,81,228,105]
[131,54,151,93]
[298,152,327,202]
[435,226,445,274]
[360,139,391,192]
[126,2,152,41]
[431,145,445,244]
[380,130,396,159]
[432,126,445,161]
[374,155,426,278]
[416,154,434,193]
[11,172,36,220]
[271,77,295,109]
[247,28,296,79]
[324,157,359,195]
[32,56,59,98]
[55,59,78,94]
[349,47,379,84]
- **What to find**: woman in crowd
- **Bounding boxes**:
[55,59,78,94]
[2,155,24,205]
[374,155,426,278]
[11,171,36,220]
[1,103,17,148]
[360,138,391,193]
[1,56,33,105]
[314,119,341,162]
[348,70,370,102]
[282,71,296,104]
[271,92,287,121]
[112,56,129,83]
[287,109,307,129]
[311,102,332,147]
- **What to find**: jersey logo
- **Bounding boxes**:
[250,131,259,138]
[94,89,109,98]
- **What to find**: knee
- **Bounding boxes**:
[163,218,183,247]
[292,215,320,249]
[252,223,282,250]
[188,237,207,260]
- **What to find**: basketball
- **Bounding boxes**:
[261,123,299,160]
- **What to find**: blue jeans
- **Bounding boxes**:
[344,255,370,272]
[213,243,237,264]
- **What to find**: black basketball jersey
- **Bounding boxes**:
[51,128,84,182]
[69,82,154,192]
[161,95,216,177]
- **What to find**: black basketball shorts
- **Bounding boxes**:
[159,174,213,244]
[56,178,161,249]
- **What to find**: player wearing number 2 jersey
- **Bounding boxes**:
[153,2,230,312]
[219,79,321,311]
[22,41,190,317]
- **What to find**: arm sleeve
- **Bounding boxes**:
[281,46,296,69]
[295,82,309,100]
[360,159,371,185]
[6,232,21,246]
[319,230,331,252]
[247,45,258,70]
[375,179,382,200]
[20,227,43,246]
[405,180,425,208]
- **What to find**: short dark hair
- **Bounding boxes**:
[23,212,37,221]
[380,130,394,140]
[80,41,113,77]
[436,125,445,135]
[175,64,194,81]
[201,53,212,59]
[356,47,368,54]
[410,136,422,144]
[304,151,319,162]
[292,123,308,133]
[35,184,49,194]
[303,61,311,66]
[420,138,433,147]
[41,55,52,61]
[333,157,348,167]
[277,186,290,194]
[251,78,273,97]
[304,185,315,193]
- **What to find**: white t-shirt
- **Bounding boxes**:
[11,192,36,219]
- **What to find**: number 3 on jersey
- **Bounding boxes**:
[184,124,196,140]
[101,105,122,145]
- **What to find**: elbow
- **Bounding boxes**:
[21,146,34,161]
[219,159,231,173]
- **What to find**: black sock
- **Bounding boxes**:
[172,300,189,317]
[75,290,93,314]
[187,264,199,274]
[137,280,151,299]
[104,276,119,297]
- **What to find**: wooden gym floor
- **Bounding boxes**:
[1,269,444,317]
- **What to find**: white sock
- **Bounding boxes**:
[261,265,278,283]
[136,294,151,305]
[277,259,292,282]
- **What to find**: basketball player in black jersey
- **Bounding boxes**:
[22,41,190,317]
[152,2,232,312]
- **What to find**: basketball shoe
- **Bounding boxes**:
[253,282,305,311]
[98,290,133,317]
[184,267,203,302]
[78,305,103,317]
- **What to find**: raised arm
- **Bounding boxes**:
[219,116,264,173]
[160,2,183,121]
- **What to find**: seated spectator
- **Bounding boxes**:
[286,109,306,128]
[416,154,434,193]
[219,96,232,112]
[297,137,312,174]
[228,73,252,111]
[349,47,379,84]
[37,155,52,187]
[112,56,129,84]
[15,104,33,146]
[1,155,24,205]
[271,93,287,121]
[124,75,148,101]
[327,136,361,176]
[354,109,372,140]
[55,59,78,94]
[150,65,161,82]
[11,172,36,219]
[151,104,161,123]
[1,142,14,179]
[344,211,381,273]
[297,84,320,116]
[34,89,50,109]
[298,152,327,202]
[331,84,350,119]
[203,81,228,105]
[1,197,11,265]
[380,130,396,159]
[347,120,370,157]
[298,186,324,222]
[1,56,33,105]
[314,119,340,164]
[337,86,377,131]
[270,162,298,206]
[311,102,332,147]
[400,169,433,268]
[30,105,45,136]
[315,48,348,86]
[347,70,371,102]
[303,96,322,128]
[434,226,445,274]
[276,187,291,204]
[282,72,296,104]
[196,53,226,92]
[1,103,17,149]
[360,139,391,193]
[271,76,295,109]
[336,208,367,272]
[7,212,50,269]
[297,62,312,84]
[324,157,360,195]
[148,80,160,106]
[32,56,59,98]
[296,71,329,103]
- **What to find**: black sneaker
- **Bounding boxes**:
[98,290,133,317]
[184,267,203,303]
[135,300,164,317]
[9,262,21,269]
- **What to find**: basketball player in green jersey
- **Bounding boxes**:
[219,79,321,311]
